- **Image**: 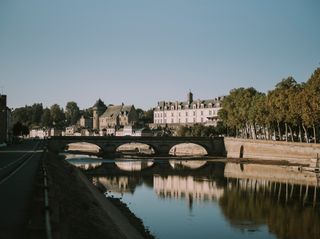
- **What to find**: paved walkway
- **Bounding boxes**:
[0,140,43,239]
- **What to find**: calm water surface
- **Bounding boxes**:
[67,156,320,239]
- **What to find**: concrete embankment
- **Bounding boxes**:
[28,151,154,239]
[224,137,320,166]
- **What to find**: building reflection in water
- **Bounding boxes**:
[64,154,102,170]
[115,160,154,171]
[169,160,207,170]
[154,175,224,209]
[92,176,139,194]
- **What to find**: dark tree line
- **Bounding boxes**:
[175,123,226,137]
[12,101,81,131]
[219,68,320,143]
[136,108,154,126]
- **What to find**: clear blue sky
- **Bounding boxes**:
[1,0,319,110]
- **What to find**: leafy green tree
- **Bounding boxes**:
[143,109,154,123]
[301,68,320,143]
[41,108,52,127]
[50,104,65,127]
[175,125,190,136]
[12,122,29,136]
[219,87,260,138]
[31,103,43,126]
[136,108,154,126]
[13,122,23,136]
[12,103,43,127]
[288,83,304,142]
[65,101,80,125]
[251,93,270,139]
[12,106,31,125]
[267,77,298,141]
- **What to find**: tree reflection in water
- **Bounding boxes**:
[69,157,320,239]
[221,171,320,239]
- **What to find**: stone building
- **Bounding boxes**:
[153,92,224,127]
[79,115,93,128]
[92,99,106,130]
[0,95,12,143]
[99,104,138,130]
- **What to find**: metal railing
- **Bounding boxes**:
[42,159,53,239]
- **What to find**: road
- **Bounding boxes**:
[0,139,43,239]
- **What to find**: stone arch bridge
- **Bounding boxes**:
[47,136,225,157]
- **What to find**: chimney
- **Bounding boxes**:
[187,91,193,104]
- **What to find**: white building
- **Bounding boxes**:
[153,92,224,127]
[65,125,78,136]
[29,128,50,139]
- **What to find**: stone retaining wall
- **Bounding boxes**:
[224,137,320,166]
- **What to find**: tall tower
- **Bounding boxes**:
[92,99,106,130]
[187,91,193,105]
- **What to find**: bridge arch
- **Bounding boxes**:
[115,142,156,155]
[66,142,102,154]
[169,143,208,156]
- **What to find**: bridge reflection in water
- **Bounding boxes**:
[67,156,320,239]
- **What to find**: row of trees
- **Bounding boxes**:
[12,101,82,129]
[219,68,320,143]
[175,123,226,137]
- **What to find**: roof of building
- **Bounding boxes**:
[100,104,134,118]
[156,91,225,110]
[156,97,224,110]
[93,99,106,109]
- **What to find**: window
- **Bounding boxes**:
[193,104,196,109]
[185,118,188,123]
[164,113,166,117]
[209,110,212,115]
[186,112,188,116]
[171,119,174,123]
[193,118,196,123]
[171,112,174,117]
[178,119,181,123]
[178,112,181,117]
[193,111,196,116]
[201,118,203,123]
[201,111,203,116]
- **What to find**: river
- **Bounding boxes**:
[65,155,320,239]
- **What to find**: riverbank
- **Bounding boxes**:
[28,151,154,239]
